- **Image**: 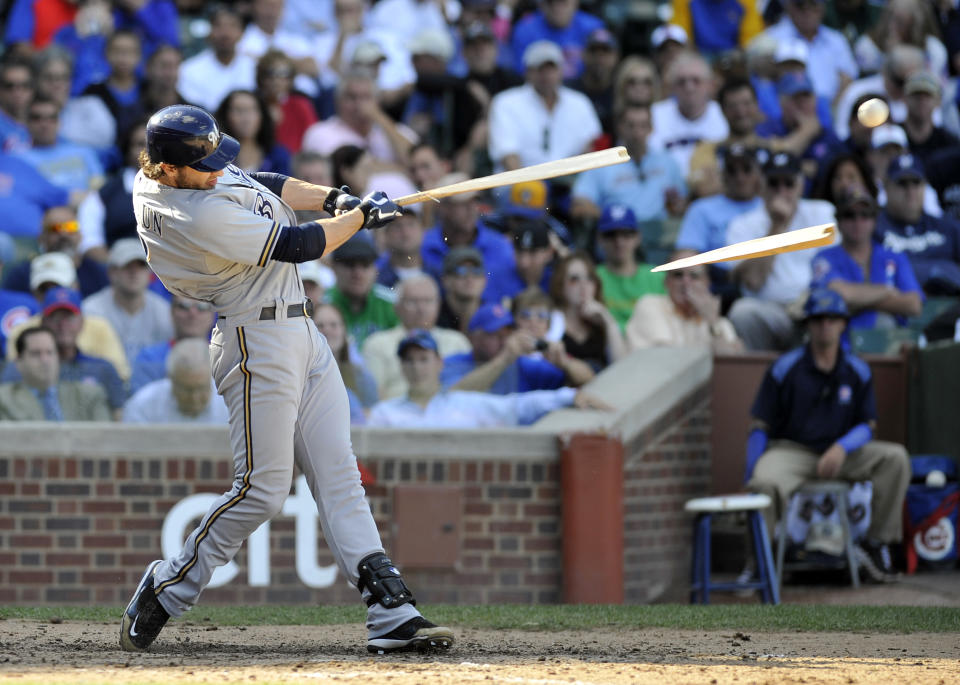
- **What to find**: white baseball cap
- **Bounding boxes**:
[351,39,387,65]
[30,252,77,291]
[408,28,455,62]
[651,24,688,50]
[523,40,564,69]
[775,39,808,66]
[871,124,908,150]
[298,260,335,288]
[109,238,148,267]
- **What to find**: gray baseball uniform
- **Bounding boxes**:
[133,164,419,636]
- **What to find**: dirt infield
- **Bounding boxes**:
[1,619,958,685]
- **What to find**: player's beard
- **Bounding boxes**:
[171,168,218,190]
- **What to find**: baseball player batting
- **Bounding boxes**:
[121,104,454,654]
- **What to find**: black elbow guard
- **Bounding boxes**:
[271,222,327,263]
[357,553,416,608]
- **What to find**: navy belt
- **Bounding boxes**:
[222,300,313,320]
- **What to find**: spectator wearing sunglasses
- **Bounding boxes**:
[128,296,217,396]
[726,151,837,350]
[875,155,960,295]
[810,190,922,332]
[625,250,742,353]
[436,247,487,335]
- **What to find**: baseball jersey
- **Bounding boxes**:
[133,165,305,317]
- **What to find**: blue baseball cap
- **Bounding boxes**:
[468,303,514,333]
[803,288,849,320]
[41,287,82,317]
[597,204,638,234]
[777,72,814,97]
[397,329,439,357]
[887,154,925,182]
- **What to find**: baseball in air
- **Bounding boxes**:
[857,98,889,128]
[926,469,948,488]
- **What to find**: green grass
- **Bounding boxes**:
[2,604,959,633]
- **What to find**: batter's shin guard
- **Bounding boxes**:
[357,553,417,609]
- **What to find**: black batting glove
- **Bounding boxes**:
[359,191,402,230]
[323,185,361,215]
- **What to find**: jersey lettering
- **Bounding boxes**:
[255,193,274,220]
[141,206,162,236]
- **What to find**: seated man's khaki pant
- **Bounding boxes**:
[747,439,911,544]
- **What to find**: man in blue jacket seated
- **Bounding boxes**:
[439,303,593,394]
[367,329,609,428]
[744,288,911,583]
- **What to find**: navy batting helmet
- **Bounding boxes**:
[803,288,849,320]
[146,104,240,171]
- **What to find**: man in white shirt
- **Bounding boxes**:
[761,0,857,103]
[123,338,229,424]
[177,6,256,112]
[726,151,837,350]
[648,52,729,178]
[362,275,471,400]
[367,329,608,428]
[82,239,174,364]
[487,40,601,172]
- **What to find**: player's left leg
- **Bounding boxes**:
[292,322,453,653]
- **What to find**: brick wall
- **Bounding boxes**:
[0,349,713,606]
[623,386,712,603]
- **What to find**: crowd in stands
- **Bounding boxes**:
[1,0,960,429]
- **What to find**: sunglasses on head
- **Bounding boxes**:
[766,176,797,190]
[173,300,213,312]
[451,264,484,277]
[47,219,79,233]
[839,209,875,221]
[518,309,550,320]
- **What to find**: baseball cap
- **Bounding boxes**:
[30,252,77,291]
[443,245,484,274]
[720,143,763,168]
[597,204,638,234]
[41,287,82,317]
[408,28,455,61]
[762,151,801,177]
[586,28,618,51]
[651,24,687,50]
[397,328,439,358]
[887,153,925,182]
[835,189,877,214]
[332,235,378,263]
[513,222,550,250]
[803,288,848,320]
[109,238,147,267]
[871,124,908,150]
[774,39,808,66]
[776,71,814,97]
[351,40,387,65]
[501,180,548,219]
[523,40,563,69]
[468,303,513,333]
[463,22,495,43]
[905,70,941,97]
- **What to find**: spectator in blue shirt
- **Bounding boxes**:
[0,58,33,153]
[510,0,604,79]
[420,174,516,304]
[744,288,910,582]
[16,95,104,194]
[0,152,71,239]
[440,303,592,394]
[811,190,922,331]
[571,102,686,228]
[0,232,38,352]
[129,295,216,396]
[368,328,608,428]
[875,154,960,294]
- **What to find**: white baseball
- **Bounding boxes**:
[926,469,947,488]
[857,98,890,128]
